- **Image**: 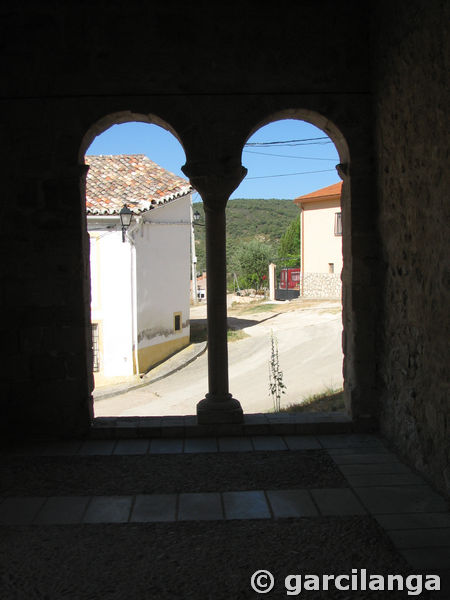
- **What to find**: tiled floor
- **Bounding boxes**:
[1,433,449,571]
[0,488,366,524]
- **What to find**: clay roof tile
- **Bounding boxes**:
[85,154,192,215]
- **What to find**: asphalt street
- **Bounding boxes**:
[94,300,343,417]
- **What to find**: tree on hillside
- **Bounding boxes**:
[231,239,273,292]
[192,199,298,274]
[278,214,300,268]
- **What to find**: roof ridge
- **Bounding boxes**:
[293,181,342,203]
[85,153,147,159]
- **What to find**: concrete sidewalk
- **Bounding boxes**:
[94,341,207,402]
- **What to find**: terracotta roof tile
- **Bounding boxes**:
[85,154,192,215]
[293,181,342,204]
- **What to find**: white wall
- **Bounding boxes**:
[303,199,343,274]
[133,195,191,365]
[89,228,135,376]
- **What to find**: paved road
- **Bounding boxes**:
[95,301,343,417]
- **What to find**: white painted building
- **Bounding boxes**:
[86,154,193,380]
[293,182,343,298]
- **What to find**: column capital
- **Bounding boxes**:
[182,163,247,209]
[336,162,349,180]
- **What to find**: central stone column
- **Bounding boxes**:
[182,164,247,423]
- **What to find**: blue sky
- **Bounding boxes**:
[86,119,340,200]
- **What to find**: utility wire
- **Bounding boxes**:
[244,149,337,160]
[246,168,335,180]
[245,136,332,147]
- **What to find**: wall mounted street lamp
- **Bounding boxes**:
[193,210,205,226]
[119,204,133,242]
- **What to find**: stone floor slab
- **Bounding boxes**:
[113,439,150,455]
[354,485,449,515]
[331,452,402,465]
[266,489,319,518]
[318,434,385,449]
[387,528,450,549]
[283,436,321,450]
[83,496,132,523]
[375,513,450,530]
[34,496,90,524]
[266,414,295,423]
[223,490,271,520]
[130,494,177,522]
[218,437,253,452]
[160,417,185,430]
[310,488,366,516]
[78,440,116,456]
[149,439,184,454]
[178,493,223,521]
[346,472,426,487]
[251,436,287,451]
[0,497,46,524]
[161,416,185,424]
[184,438,218,453]
[244,414,268,425]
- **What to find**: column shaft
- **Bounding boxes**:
[204,205,229,397]
[181,165,246,424]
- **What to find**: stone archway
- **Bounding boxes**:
[79,112,192,420]
[7,92,375,436]
[239,111,350,414]
[177,104,377,429]
[236,107,376,430]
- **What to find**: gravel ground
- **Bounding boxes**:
[0,450,346,496]
[0,518,424,600]
[2,448,448,599]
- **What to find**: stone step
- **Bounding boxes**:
[90,411,358,439]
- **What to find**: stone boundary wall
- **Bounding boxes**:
[303,273,342,298]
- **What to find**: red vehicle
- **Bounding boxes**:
[279,268,300,290]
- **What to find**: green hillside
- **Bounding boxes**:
[192,198,299,274]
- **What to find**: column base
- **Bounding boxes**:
[197,393,244,424]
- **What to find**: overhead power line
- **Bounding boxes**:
[246,168,336,180]
[245,136,332,147]
[244,149,337,160]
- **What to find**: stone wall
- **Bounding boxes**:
[0,2,378,438]
[1,3,447,498]
[303,273,341,299]
[373,0,450,496]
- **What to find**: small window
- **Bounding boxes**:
[334,212,342,236]
[91,323,100,372]
[174,313,182,332]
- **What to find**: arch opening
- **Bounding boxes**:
[79,111,186,164]
[81,117,199,418]
[223,115,348,415]
[80,110,354,423]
